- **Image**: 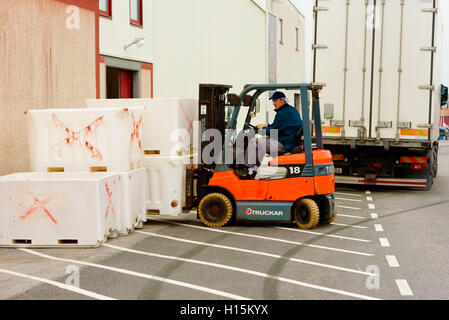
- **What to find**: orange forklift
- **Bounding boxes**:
[185,83,336,229]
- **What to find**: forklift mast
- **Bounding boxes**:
[198,84,232,168]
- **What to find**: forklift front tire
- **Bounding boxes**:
[294,199,320,230]
[198,193,233,228]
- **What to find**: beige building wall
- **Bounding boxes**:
[0,0,98,175]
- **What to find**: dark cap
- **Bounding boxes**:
[269,91,286,100]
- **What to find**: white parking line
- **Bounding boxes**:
[334,192,363,197]
[386,255,400,268]
[366,196,373,201]
[338,214,365,219]
[135,230,375,276]
[371,213,379,220]
[0,268,115,300]
[379,238,390,247]
[368,203,376,210]
[374,224,384,232]
[365,191,372,195]
[19,249,249,300]
[331,222,368,229]
[396,280,413,296]
[338,205,362,210]
[149,219,374,257]
[104,243,381,301]
[272,226,371,243]
[335,197,363,202]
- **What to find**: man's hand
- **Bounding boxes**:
[256,123,268,130]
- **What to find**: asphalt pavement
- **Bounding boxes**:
[1,142,449,302]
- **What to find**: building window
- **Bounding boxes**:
[295,27,299,51]
[99,0,112,18]
[279,18,284,45]
[130,0,143,27]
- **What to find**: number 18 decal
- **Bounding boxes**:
[289,166,302,175]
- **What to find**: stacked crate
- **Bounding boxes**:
[0,107,146,247]
[86,99,198,216]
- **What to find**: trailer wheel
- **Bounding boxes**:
[425,172,433,191]
[198,193,233,228]
[294,199,320,230]
[321,204,338,225]
[432,148,438,178]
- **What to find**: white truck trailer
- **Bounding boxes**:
[312,0,442,190]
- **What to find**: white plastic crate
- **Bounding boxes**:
[118,167,147,235]
[0,172,121,247]
[142,154,195,216]
[27,107,144,172]
[86,98,198,156]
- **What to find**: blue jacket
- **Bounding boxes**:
[262,103,303,151]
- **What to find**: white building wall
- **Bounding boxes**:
[265,0,307,123]
[151,0,266,100]
[99,0,153,63]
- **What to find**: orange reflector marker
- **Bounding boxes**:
[400,157,427,164]
[171,201,178,208]
[322,126,341,134]
[400,129,428,137]
[332,154,345,161]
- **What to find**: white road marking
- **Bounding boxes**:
[396,280,413,296]
[335,197,363,202]
[135,230,375,276]
[338,205,362,210]
[272,226,371,243]
[371,213,379,219]
[386,255,400,268]
[379,238,390,247]
[19,249,249,300]
[334,192,363,197]
[104,243,381,301]
[0,268,115,300]
[338,214,365,219]
[374,224,384,232]
[368,203,376,210]
[366,196,373,201]
[331,222,368,229]
[365,191,372,195]
[149,219,374,257]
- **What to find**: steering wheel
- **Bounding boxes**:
[243,122,258,131]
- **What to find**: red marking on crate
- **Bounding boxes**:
[51,114,104,160]
[19,187,57,225]
[131,114,143,151]
[104,182,116,218]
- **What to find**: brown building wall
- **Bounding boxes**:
[0,0,98,175]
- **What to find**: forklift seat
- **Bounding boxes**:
[281,127,304,155]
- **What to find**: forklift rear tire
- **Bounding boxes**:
[198,193,233,228]
[294,199,320,230]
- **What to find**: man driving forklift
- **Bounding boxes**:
[243,91,303,177]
